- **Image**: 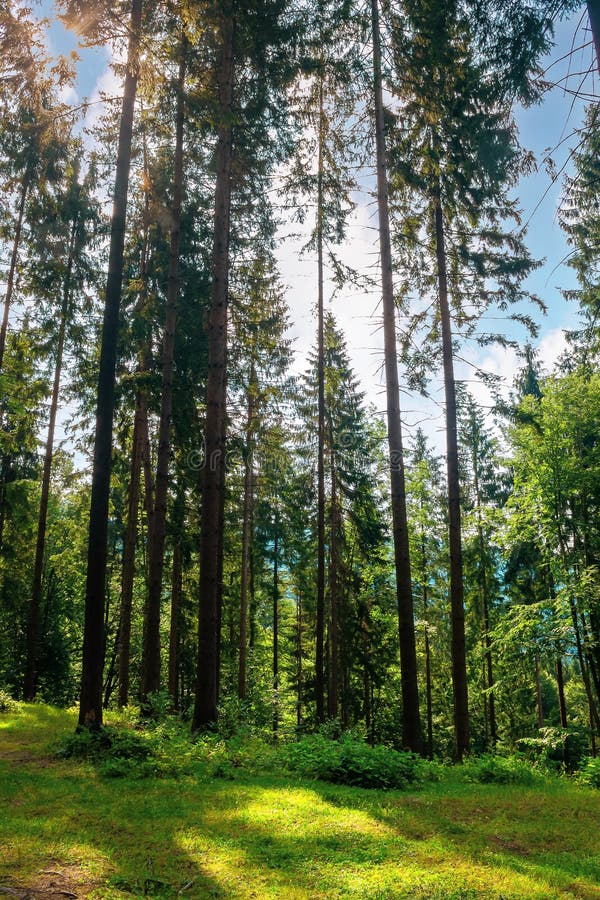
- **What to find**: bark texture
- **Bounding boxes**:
[78,0,142,729]
[141,35,187,705]
[433,194,470,760]
[193,6,234,731]
[315,74,326,724]
[371,0,423,754]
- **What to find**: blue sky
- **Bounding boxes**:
[41,1,108,97]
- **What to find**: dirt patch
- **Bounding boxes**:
[489,835,530,856]
[563,883,600,900]
[1,864,98,899]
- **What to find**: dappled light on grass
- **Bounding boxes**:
[1,706,600,899]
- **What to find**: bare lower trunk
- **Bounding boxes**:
[140,401,154,538]
[141,37,186,706]
[421,534,434,760]
[238,369,255,700]
[116,404,140,708]
[568,595,600,734]
[433,193,470,760]
[273,527,279,737]
[168,539,183,709]
[118,131,152,709]
[473,462,496,749]
[193,6,234,731]
[535,654,544,728]
[249,510,256,650]
[78,0,142,730]
[24,214,77,700]
[215,408,227,705]
[327,438,339,720]
[556,656,568,729]
[371,0,422,754]
[296,593,302,729]
[315,75,326,725]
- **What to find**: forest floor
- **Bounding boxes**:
[1,705,600,900]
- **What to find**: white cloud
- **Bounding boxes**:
[538,327,569,372]
[84,64,122,133]
[58,83,79,106]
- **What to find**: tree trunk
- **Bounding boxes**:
[535,654,544,728]
[215,407,228,705]
[117,401,143,708]
[421,531,434,760]
[556,656,568,729]
[249,506,256,650]
[364,651,371,744]
[273,526,279,737]
[472,460,496,748]
[192,6,234,731]
[140,399,154,538]
[117,120,153,710]
[315,73,326,725]
[588,0,600,75]
[141,35,187,706]
[238,366,255,700]
[371,0,422,754]
[168,538,183,709]
[78,0,142,729]
[23,212,77,701]
[0,172,29,371]
[327,435,339,720]
[556,528,600,735]
[568,594,600,734]
[296,592,302,729]
[433,193,470,760]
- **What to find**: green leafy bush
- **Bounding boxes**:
[518,726,588,773]
[0,689,17,713]
[285,734,421,790]
[57,725,154,767]
[139,690,173,723]
[461,754,541,786]
[578,756,600,789]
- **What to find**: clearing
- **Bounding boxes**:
[1,705,599,899]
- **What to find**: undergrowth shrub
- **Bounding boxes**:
[518,726,588,773]
[56,726,158,778]
[285,734,421,790]
[0,688,17,713]
[578,756,600,789]
[461,754,542,786]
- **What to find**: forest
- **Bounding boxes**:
[2,0,600,897]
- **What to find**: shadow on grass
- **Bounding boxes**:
[306,778,600,897]
[2,707,600,899]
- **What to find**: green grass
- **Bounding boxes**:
[1,705,600,899]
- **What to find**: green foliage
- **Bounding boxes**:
[461,753,543,786]
[578,756,600,789]
[55,723,170,778]
[56,724,153,763]
[285,734,422,790]
[0,687,17,712]
[518,726,590,773]
[140,690,173,722]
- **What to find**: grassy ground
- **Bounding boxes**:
[1,704,599,899]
